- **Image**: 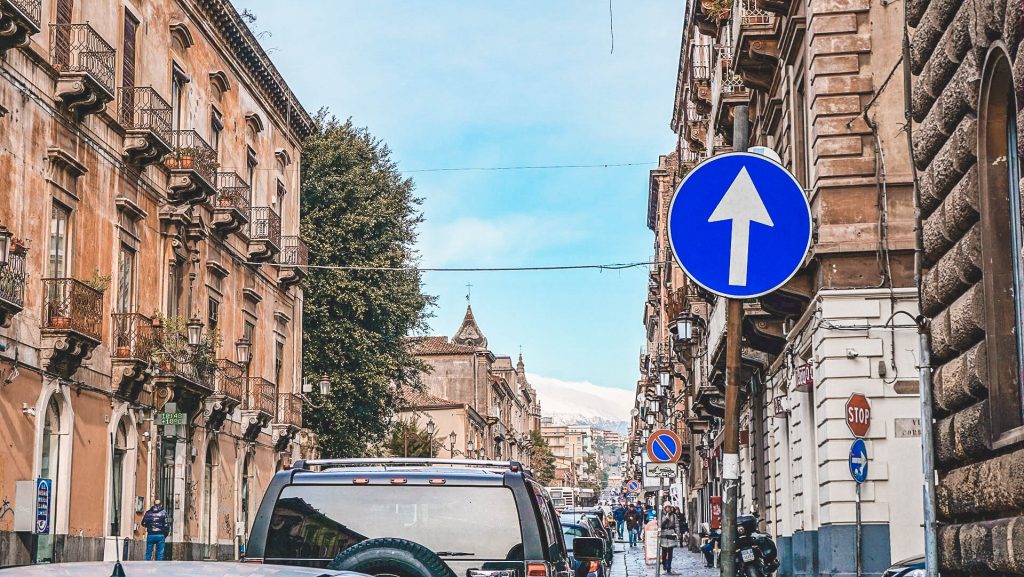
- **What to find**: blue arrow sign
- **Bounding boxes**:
[668,152,812,299]
[849,439,869,484]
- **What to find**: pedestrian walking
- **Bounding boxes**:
[625,505,642,548]
[613,504,626,539]
[660,505,680,574]
[141,499,169,561]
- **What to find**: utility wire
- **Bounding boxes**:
[404,161,655,173]
[249,260,668,273]
[609,0,615,54]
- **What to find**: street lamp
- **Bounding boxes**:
[449,431,457,457]
[467,438,476,458]
[186,317,204,347]
[235,337,251,368]
[0,227,9,266]
[426,419,436,458]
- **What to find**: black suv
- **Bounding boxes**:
[245,458,584,577]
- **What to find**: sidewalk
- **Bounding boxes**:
[610,541,718,577]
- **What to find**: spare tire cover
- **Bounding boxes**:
[327,537,457,577]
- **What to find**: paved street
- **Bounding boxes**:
[610,542,717,577]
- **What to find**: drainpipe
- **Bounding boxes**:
[902,7,939,575]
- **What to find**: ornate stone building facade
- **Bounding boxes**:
[405,306,542,465]
[0,0,311,565]
[909,0,1024,573]
[635,0,929,574]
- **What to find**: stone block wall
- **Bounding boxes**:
[909,0,1024,573]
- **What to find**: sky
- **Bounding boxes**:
[238,1,685,394]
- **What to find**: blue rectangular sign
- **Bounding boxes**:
[35,478,51,534]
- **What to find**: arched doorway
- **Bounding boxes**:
[37,395,66,563]
[108,419,129,537]
[202,441,218,548]
[239,452,254,547]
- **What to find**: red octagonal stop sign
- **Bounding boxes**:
[846,393,871,438]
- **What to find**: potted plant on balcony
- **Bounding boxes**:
[10,237,27,257]
[82,269,111,293]
[165,146,196,170]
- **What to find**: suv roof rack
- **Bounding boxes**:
[290,457,528,473]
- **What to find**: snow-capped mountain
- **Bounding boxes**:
[529,374,632,434]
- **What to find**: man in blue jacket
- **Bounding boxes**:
[141,499,169,560]
[612,505,626,539]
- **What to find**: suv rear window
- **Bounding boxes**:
[264,484,525,566]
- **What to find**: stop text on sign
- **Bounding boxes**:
[845,393,871,438]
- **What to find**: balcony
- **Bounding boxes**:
[165,130,217,206]
[689,43,713,115]
[272,392,302,450]
[241,376,277,440]
[715,48,751,142]
[41,278,104,378]
[117,87,172,166]
[111,312,157,399]
[0,249,26,328]
[247,206,281,263]
[154,355,215,407]
[0,0,41,54]
[278,236,308,288]
[50,23,115,118]
[734,0,779,92]
[203,359,245,430]
[211,172,250,235]
[695,0,731,36]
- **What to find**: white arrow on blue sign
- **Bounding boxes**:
[849,438,869,484]
[668,152,812,299]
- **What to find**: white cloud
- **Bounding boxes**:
[528,373,632,424]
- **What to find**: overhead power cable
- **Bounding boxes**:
[247,260,668,273]
[404,161,656,173]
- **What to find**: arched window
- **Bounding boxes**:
[202,441,218,546]
[37,396,63,563]
[109,419,129,536]
[979,43,1024,439]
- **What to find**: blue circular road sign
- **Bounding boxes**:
[668,152,812,299]
[626,480,641,493]
[849,438,869,484]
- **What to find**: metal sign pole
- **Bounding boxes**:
[856,482,863,577]
[722,104,750,577]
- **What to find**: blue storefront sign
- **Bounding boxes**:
[35,478,52,534]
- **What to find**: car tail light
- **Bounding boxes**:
[526,562,548,576]
[352,478,370,485]
[390,478,408,485]
[241,558,263,564]
[429,478,446,485]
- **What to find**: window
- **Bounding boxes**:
[117,245,135,313]
[122,11,138,89]
[247,147,258,192]
[793,74,810,189]
[166,260,184,318]
[244,319,256,366]
[210,107,223,161]
[109,419,128,536]
[979,44,1024,438]
[48,202,70,279]
[274,340,284,387]
[207,297,220,336]
[202,442,217,545]
[170,66,187,132]
[37,395,63,563]
[240,453,254,541]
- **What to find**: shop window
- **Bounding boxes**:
[978,44,1024,439]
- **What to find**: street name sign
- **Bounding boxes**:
[646,429,682,463]
[626,479,641,493]
[667,152,812,299]
[645,462,679,478]
[849,438,869,484]
[845,393,871,438]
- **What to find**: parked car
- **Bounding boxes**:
[560,508,614,567]
[882,556,926,577]
[245,458,574,577]
[562,522,607,577]
[0,561,370,576]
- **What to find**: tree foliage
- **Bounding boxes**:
[530,429,556,485]
[385,419,441,458]
[301,111,433,457]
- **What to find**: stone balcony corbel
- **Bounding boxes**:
[50,23,115,119]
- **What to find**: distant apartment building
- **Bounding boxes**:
[0,0,312,565]
[404,306,542,464]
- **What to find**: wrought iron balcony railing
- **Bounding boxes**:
[279,236,308,268]
[0,251,26,310]
[50,23,115,95]
[215,359,245,403]
[277,392,302,428]
[5,0,41,28]
[249,207,281,247]
[42,278,104,341]
[155,355,214,390]
[165,129,217,186]
[117,87,171,143]
[738,0,773,26]
[244,377,278,417]
[214,171,251,212]
[111,312,157,360]
[690,42,712,82]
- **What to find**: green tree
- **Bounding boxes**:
[385,419,441,458]
[530,430,556,485]
[301,111,433,457]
